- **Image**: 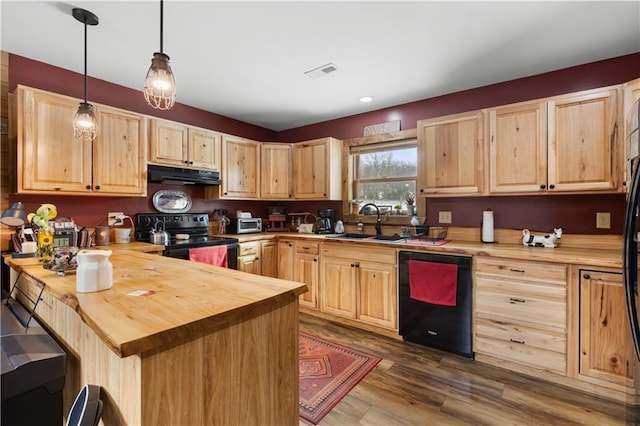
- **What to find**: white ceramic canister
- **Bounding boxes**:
[76,250,113,293]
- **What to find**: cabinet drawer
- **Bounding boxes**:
[321,243,396,264]
[476,277,566,328]
[476,316,566,354]
[239,242,259,256]
[295,242,319,255]
[475,334,566,374]
[476,257,566,285]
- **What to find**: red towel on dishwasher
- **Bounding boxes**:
[189,245,228,268]
[408,260,458,306]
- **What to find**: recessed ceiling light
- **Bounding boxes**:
[359,96,374,103]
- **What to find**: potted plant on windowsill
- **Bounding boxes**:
[349,200,361,215]
[405,193,416,216]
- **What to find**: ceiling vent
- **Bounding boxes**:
[304,63,339,79]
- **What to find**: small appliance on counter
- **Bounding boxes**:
[228,216,262,234]
[316,209,334,234]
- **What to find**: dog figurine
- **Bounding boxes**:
[522,228,562,248]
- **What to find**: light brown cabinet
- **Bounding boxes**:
[277,240,319,309]
[261,143,293,199]
[547,87,620,192]
[488,100,547,193]
[237,240,277,277]
[293,137,343,200]
[417,110,484,196]
[149,118,221,171]
[475,257,567,374]
[15,86,147,196]
[277,239,295,281]
[218,135,261,199]
[320,243,397,330]
[579,269,635,389]
[260,240,278,278]
[489,87,621,194]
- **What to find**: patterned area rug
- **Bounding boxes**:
[299,332,381,424]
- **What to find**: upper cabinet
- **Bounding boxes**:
[417,111,484,196]
[488,87,621,194]
[15,85,147,196]
[261,143,293,199]
[293,137,343,200]
[218,135,261,199]
[149,118,221,171]
[547,87,620,193]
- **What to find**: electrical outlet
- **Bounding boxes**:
[439,211,452,224]
[596,212,611,229]
[108,212,124,226]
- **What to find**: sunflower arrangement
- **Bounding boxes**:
[27,203,57,263]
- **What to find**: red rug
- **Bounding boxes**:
[299,332,381,424]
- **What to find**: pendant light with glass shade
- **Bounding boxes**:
[72,8,99,142]
[143,0,176,110]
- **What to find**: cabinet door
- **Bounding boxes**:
[221,136,260,198]
[261,143,293,199]
[18,87,92,193]
[357,261,397,330]
[277,240,295,280]
[238,255,260,274]
[580,270,634,386]
[488,101,548,193]
[93,106,146,195]
[260,241,278,278]
[293,139,328,199]
[296,253,319,309]
[417,111,484,195]
[320,257,357,319]
[548,88,620,192]
[149,118,188,167]
[188,128,221,171]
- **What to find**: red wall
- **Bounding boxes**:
[7,52,640,235]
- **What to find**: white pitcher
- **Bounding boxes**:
[76,250,113,293]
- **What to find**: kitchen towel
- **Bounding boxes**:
[408,260,458,306]
[189,245,228,268]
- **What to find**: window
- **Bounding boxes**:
[351,139,417,215]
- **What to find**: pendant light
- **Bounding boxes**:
[143,0,176,110]
[72,8,99,142]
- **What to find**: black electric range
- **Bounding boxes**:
[135,213,239,269]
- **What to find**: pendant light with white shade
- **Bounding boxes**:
[143,0,176,110]
[72,8,99,142]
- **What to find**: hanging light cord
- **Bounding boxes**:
[83,16,88,103]
[159,0,164,53]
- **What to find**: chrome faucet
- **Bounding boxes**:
[359,203,382,236]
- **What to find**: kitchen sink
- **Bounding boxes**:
[372,235,404,241]
[331,233,374,239]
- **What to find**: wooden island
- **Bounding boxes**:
[4,249,307,425]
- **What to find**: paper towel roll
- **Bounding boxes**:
[482,210,495,243]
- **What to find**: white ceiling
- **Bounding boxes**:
[2,1,639,131]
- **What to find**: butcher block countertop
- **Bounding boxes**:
[5,249,307,358]
[230,232,623,269]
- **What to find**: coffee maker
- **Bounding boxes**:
[316,209,334,234]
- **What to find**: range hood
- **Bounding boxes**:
[147,164,220,185]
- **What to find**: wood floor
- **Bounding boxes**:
[298,314,640,426]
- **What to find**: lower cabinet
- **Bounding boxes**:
[474,257,568,374]
[237,240,277,277]
[277,240,319,309]
[579,269,635,389]
[320,243,397,331]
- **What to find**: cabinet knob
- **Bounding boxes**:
[223,192,228,195]
[85,185,91,190]
[540,184,546,189]
[313,258,317,262]
[288,243,293,247]
[419,188,424,193]
[189,161,194,165]
[583,273,591,279]
[95,185,101,190]
[623,181,627,186]
[184,160,189,164]
[549,184,555,189]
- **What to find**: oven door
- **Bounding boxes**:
[163,243,239,270]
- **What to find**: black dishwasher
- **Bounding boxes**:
[398,251,473,358]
